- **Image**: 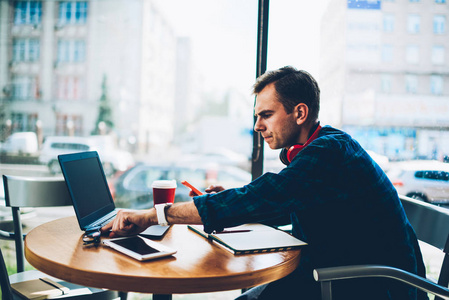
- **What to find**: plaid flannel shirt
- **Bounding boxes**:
[194,126,427,300]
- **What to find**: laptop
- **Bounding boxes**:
[58,151,117,233]
[58,151,170,238]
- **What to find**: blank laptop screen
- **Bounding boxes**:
[62,156,113,219]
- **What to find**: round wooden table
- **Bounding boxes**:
[25,217,301,298]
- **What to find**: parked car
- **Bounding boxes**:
[39,135,135,176]
[387,160,449,203]
[109,163,251,209]
[0,132,38,155]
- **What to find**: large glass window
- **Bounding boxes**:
[14,1,42,25]
[430,75,443,95]
[11,76,39,100]
[381,74,393,93]
[55,114,83,136]
[57,40,86,63]
[58,1,88,25]
[12,39,40,62]
[2,1,449,294]
[432,45,445,65]
[382,44,394,62]
[57,76,84,100]
[2,1,449,188]
[405,75,419,94]
[434,15,446,34]
[383,14,395,32]
[407,14,421,34]
[406,45,420,64]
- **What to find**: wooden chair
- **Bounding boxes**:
[0,174,123,300]
[313,195,449,300]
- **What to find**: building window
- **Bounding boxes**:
[382,44,394,62]
[434,15,446,34]
[406,45,419,64]
[381,74,392,93]
[432,45,445,65]
[11,112,38,132]
[430,75,443,95]
[435,0,446,3]
[57,76,84,100]
[58,2,88,25]
[57,40,86,63]
[14,1,42,25]
[383,14,395,32]
[55,114,83,136]
[11,76,39,100]
[407,14,421,34]
[12,39,40,62]
[409,0,420,2]
[406,75,418,94]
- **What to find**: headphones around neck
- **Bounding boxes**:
[279,123,322,166]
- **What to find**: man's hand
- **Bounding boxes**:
[102,202,203,237]
[205,185,225,193]
[101,209,154,238]
[188,185,225,197]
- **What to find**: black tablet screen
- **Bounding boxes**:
[112,237,160,255]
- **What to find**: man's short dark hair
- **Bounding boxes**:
[253,66,320,123]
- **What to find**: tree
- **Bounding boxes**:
[92,75,114,135]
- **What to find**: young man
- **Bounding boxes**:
[102,66,427,300]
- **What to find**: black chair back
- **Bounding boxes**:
[1,175,72,273]
[0,247,14,300]
[400,195,449,299]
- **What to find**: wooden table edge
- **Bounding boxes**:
[25,217,301,294]
[26,246,301,293]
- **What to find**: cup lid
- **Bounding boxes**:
[152,180,177,188]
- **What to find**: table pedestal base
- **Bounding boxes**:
[153,294,172,300]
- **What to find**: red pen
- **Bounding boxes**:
[181,180,203,196]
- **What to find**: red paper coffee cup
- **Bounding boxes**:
[152,180,177,206]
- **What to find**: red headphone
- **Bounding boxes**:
[279,123,322,165]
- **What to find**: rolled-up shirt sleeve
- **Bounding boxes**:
[193,173,290,233]
[192,143,332,233]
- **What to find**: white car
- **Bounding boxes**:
[0,132,38,155]
[39,136,135,176]
[387,160,449,203]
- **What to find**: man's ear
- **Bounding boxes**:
[294,103,309,125]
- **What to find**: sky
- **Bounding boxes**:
[153,0,330,94]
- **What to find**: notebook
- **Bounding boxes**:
[58,151,170,237]
[11,277,70,300]
[188,223,307,255]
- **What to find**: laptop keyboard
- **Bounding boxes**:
[90,213,116,228]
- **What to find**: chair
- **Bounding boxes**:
[313,195,449,300]
[1,245,121,300]
[0,174,122,300]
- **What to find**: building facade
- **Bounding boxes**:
[0,0,178,154]
[320,0,449,160]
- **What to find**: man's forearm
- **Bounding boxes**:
[164,201,203,225]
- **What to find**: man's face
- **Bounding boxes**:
[254,83,301,150]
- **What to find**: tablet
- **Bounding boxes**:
[103,236,177,261]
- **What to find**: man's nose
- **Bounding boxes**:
[254,118,264,132]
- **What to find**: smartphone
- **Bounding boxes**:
[103,236,177,261]
[181,180,203,196]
